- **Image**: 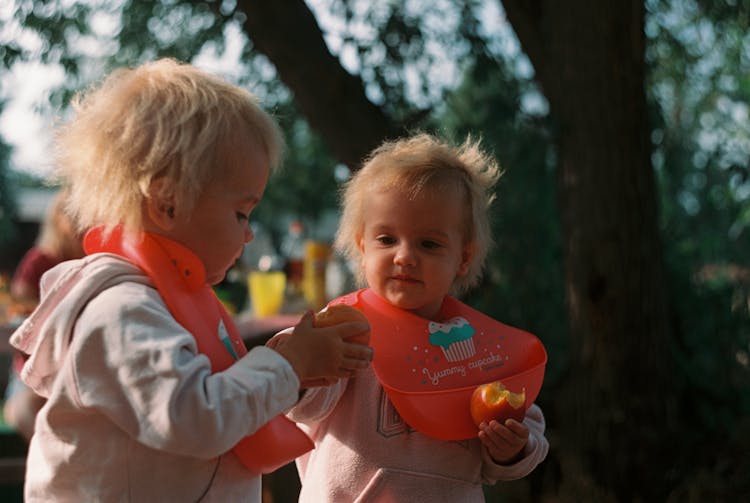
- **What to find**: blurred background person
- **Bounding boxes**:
[4,188,84,441]
[9,188,85,314]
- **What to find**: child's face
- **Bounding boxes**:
[358,186,472,319]
[168,149,270,285]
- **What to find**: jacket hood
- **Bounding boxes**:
[9,253,152,397]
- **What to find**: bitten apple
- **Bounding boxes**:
[314,304,370,345]
[470,381,526,426]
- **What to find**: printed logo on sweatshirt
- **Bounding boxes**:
[376,388,414,438]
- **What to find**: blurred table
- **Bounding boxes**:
[234,312,302,349]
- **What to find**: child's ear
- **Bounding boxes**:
[356,234,367,270]
[356,234,365,254]
[145,178,177,230]
[457,242,475,277]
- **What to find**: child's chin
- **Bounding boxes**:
[383,292,423,312]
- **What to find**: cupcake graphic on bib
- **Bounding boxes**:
[428,317,476,362]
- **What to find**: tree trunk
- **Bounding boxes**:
[236,0,401,169]
[502,0,676,499]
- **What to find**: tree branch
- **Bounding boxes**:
[236,0,401,169]
[500,1,547,86]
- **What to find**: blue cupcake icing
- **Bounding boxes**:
[428,317,475,348]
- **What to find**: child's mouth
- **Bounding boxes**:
[392,275,419,284]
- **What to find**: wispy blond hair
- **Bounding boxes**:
[335,133,501,296]
[53,58,284,236]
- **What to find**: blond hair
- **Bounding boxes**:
[54,58,284,236]
[335,133,501,296]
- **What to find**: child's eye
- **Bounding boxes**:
[376,235,395,245]
[236,212,249,222]
[421,240,441,250]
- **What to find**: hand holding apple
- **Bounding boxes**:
[470,380,526,426]
[471,380,530,464]
[301,304,371,387]
[477,417,530,464]
[266,326,336,388]
[269,304,370,350]
[270,307,372,385]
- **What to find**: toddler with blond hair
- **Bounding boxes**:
[10,58,372,502]
[287,133,549,502]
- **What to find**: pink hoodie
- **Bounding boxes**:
[288,364,548,502]
[10,254,299,502]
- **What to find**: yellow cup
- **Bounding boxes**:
[302,240,331,311]
[248,271,287,318]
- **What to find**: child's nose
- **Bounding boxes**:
[244,225,254,244]
[394,243,416,266]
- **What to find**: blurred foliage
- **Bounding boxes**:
[646,0,750,411]
[435,52,567,387]
[254,100,344,240]
[1,0,749,498]
[0,126,18,246]
[644,0,750,497]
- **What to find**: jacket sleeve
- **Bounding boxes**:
[68,282,300,459]
[479,403,549,483]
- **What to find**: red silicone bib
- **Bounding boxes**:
[84,226,312,473]
[331,289,547,440]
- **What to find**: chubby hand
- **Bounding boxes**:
[478,418,530,465]
[266,331,336,388]
[269,310,373,384]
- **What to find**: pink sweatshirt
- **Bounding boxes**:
[288,363,548,502]
[10,254,300,502]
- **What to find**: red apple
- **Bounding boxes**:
[470,381,526,426]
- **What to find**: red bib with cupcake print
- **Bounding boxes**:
[330,288,547,440]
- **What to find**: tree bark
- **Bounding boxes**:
[236,0,401,169]
[502,0,676,499]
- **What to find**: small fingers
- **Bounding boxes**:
[482,421,528,449]
[265,331,290,350]
[478,422,508,446]
[501,418,530,439]
[343,341,374,362]
[335,341,374,376]
[339,357,371,373]
[293,311,316,332]
[322,320,370,341]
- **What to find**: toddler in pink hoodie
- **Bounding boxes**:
[10,58,372,502]
[285,134,549,502]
